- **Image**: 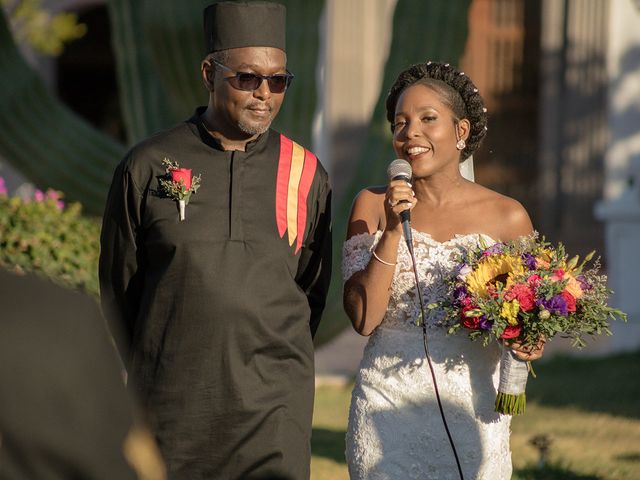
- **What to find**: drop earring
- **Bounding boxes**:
[456,139,466,150]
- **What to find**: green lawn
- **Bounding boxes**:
[311,349,640,480]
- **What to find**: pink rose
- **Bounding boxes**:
[504,284,536,312]
[460,296,473,308]
[527,274,542,288]
[500,325,522,339]
[551,269,565,282]
[171,168,192,190]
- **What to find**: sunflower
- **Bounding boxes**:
[466,254,525,298]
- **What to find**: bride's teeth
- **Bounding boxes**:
[407,147,429,155]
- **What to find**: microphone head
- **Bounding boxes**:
[387,159,412,182]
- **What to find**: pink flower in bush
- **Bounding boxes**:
[34,189,45,202]
[0,177,7,196]
[46,189,64,210]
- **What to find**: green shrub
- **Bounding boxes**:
[0,183,100,296]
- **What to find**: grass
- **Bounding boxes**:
[311,349,640,480]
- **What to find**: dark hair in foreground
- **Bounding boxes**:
[385,61,488,160]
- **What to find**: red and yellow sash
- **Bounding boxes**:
[275,134,318,254]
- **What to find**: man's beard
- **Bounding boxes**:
[237,103,274,136]
[238,119,271,136]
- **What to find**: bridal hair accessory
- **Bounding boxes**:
[159,158,202,221]
[456,140,466,150]
[434,232,626,415]
[372,250,396,266]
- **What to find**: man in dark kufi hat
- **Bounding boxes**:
[99,2,332,478]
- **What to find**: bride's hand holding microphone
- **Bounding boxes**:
[384,180,416,234]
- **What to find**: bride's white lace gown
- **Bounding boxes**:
[343,230,512,480]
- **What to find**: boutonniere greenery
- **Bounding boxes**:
[159,158,201,221]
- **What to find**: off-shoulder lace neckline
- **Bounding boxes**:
[346,229,496,246]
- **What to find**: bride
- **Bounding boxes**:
[342,61,544,479]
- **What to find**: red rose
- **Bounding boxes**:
[500,324,522,339]
[171,168,192,190]
[561,290,577,312]
[461,306,480,330]
[504,284,536,312]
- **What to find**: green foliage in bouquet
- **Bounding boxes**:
[0,183,100,296]
[435,233,627,415]
[439,234,627,350]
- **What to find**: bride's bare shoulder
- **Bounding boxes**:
[347,186,386,238]
[466,184,533,241]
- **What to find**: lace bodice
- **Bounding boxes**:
[342,230,493,332]
[343,230,513,480]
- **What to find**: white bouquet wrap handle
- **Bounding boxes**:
[495,345,529,414]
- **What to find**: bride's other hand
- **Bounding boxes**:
[384,180,416,232]
[509,336,545,361]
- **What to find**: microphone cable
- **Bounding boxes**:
[404,236,465,480]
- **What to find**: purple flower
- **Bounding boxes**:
[0,177,7,196]
[453,285,469,305]
[482,243,505,256]
[479,317,494,331]
[522,253,537,270]
[457,263,472,278]
[538,294,568,316]
[576,274,592,291]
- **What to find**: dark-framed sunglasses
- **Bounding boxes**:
[213,60,294,94]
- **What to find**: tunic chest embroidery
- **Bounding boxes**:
[275,134,317,253]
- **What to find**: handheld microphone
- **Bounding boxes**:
[386,158,465,479]
[386,159,413,251]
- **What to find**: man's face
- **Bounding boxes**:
[211,47,287,138]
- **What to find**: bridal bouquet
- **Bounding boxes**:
[437,233,626,415]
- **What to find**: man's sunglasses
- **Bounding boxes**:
[213,60,294,94]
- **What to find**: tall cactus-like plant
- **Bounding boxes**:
[107,0,177,144]
[315,0,472,345]
[271,0,323,149]
[0,8,124,215]
[135,0,323,149]
[138,0,210,122]
[0,1,323,215]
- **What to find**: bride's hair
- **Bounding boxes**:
[385,61,488,161]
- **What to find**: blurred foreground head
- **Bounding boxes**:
[0,268,165,480]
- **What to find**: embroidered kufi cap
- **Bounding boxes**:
[204,1,286,53]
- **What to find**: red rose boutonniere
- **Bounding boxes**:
[159,158,202,221]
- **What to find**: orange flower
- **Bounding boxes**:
[563,274,584,299]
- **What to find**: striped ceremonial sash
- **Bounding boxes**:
[275,134,318,254]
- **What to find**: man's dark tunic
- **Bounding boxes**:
[99,109,332,479]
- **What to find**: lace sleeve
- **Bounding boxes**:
[341,231,383,282]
